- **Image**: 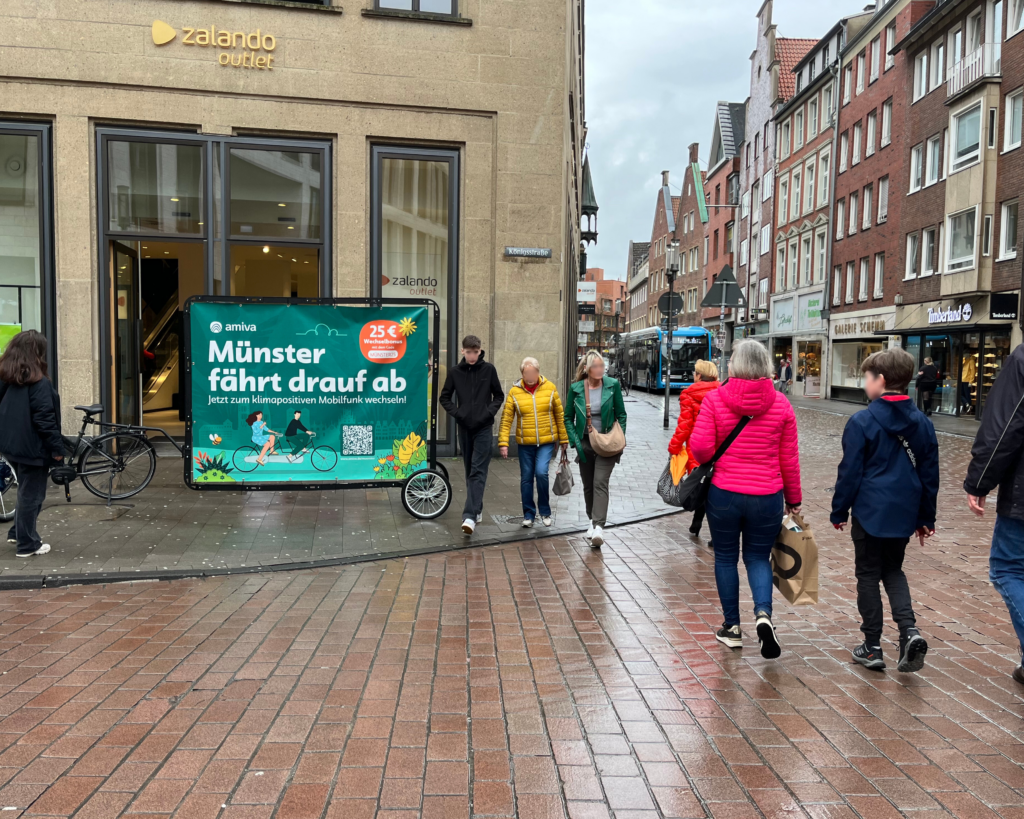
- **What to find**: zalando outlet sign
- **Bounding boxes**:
[152,20,278,70]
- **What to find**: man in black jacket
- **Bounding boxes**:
[439,335,504,535]
[965,342,1024,686]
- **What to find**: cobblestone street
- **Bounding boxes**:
[0,403,1021,817]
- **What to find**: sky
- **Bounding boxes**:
[584,0,863,279]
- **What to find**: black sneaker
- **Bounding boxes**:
[689,521,702,536]
[715,624,742,649]
[852,642,886,670]
[755,611,781,659]
[897,629,928,673]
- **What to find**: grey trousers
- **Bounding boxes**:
[579,435,618,528]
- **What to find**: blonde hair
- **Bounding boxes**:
[694,359,718,381]
[575,351,605,382]
[520,357,541,374]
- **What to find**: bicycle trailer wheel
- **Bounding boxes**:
[0,458,16,522]
[310,446,338,472]
[232,446,260,473]
[401,468,452,520]
[79,433,157,501]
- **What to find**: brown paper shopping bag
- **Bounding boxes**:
[771,512,819,606]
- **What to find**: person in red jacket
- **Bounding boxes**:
[667,359,719,538]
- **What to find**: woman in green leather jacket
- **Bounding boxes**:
[564,351,627,548]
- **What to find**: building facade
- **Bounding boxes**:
[642,173,680,330]
[581,268,624,356]
[624,240,650,333]
[675,145,706,329]
[0,0,587,453]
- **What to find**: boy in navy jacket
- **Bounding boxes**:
[831,348,939,673]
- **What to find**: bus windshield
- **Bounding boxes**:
[669,336,711,380]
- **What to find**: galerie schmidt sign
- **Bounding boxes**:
[152,20,278,70]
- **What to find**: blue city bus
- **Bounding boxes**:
[622,327,715,391]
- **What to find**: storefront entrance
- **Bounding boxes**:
[797,340,822,397]
[100,131,330,434]
[904,329,1011,419]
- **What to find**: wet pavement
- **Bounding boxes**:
[0,401,1020,817]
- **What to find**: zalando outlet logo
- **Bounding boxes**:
[151,20,278,70]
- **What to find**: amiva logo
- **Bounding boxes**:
[211,321,256,333]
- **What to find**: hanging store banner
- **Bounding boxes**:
[185,299,431,489]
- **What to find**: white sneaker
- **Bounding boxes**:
[591,526,604,547]
[16,543,50,557]
[541,516,553,527]
[461,518,476,535]
[585,525,595,541]
[476,513,483,523]
[522,518,534,528]
[6,538,15,544]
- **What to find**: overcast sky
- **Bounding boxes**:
[584,0,862,279]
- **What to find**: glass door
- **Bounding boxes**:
[798,340,821,396]
[905,336,922,405]
[112,242,140,426]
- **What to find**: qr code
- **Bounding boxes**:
[342,425,374,456]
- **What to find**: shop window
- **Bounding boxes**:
[981,331,1012,413]
[377,0,458,13]
[1005,89,1023,150]
[229,149,322,240]
[1000,201,1019,258]
[832,341,883,396]
[107,141,204,235]
[0,124,53,364]
[947,207,978,271]
[952,104,982,172]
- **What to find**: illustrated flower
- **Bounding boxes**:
[398,317,417,337]
[393,465,400,472]
[397,432,424,466]
[373,466,381,473]
[386,455,395,462]
[378,457,387,465]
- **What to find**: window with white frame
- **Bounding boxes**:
[802,236,812,284]
[906,233,920,279]
[805,161,815,212]
[1006,89,1023,151]
[788,240,799,288]
[791,170,801,220]
[878,175,889,222]
[853,122,863,165]
[839,131,849,172]
[844,64,853,103]
[952,104,983,172]
[763,169,773,199]
[863,185,873,230]
[914,51,929,100]
[816,230,827,281]
[740,238,749,266]
[836,199,845,240]
[809,98,819,137]
[881,100,893,146]
[1013,0,1024,36]
[761,224,771,254]
[795,110,804,149]
[824,86,834,125]
[931,40,945,91]
[777,246,787,291]
[926,135,941,185]
[1001,201,1019,258]
[833,266,842,305]
[923,227,937,275]
[871,38,881,82]
[910,144,924,191]
[779,177,789,226]
[741,191,750,220]
[989,107,998,149]
[873,253,885,297]
[947,207,978,272]
[751,182,760,215]
[859,257,869,301]
[885,23,897,70]
[759,277,769,308]
[846,261,855,303]
[857,53,866,94]
[781,121,791,159]
[866,111,877,157]
[849,191,859,235]
[819,150,830,203]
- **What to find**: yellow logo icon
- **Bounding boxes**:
[152,20,177,46]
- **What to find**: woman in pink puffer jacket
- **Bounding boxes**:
[689,340,802,660]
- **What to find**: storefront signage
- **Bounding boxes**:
[505,247,552,259]
[991,292,1019,321]
[771,298,794,334]
[797,292,823,332]
[829,309,895,339]
[186,301,430,488]
[579,320,595,332]
[576,281,597,302]
[152,21,278,70]
[927,303,973,324]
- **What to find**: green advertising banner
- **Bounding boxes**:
[186,300,433,489]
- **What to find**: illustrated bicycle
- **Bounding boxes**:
[232,444,339,473]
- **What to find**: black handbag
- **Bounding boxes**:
[675,416,752,512]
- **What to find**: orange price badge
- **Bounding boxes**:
[359,320,407,363]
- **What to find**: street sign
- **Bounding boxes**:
[579,320,595,332]
[657,292,684,315]
[701,265,746,308]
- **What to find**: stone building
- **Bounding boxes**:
[624,240,650,334]
[0,0,588,455]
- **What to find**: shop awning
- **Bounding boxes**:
[873,323,1011,336]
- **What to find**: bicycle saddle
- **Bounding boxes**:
[75,404,104,415]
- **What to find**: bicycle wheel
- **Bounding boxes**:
[79,433,157,500]
[310,446,338,472]
[401,469,452,520]
[0,458,16,522]
[232,446,260,473]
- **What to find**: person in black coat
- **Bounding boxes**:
[965,342,1024,686]
[916,357,940,415]
[439,334,504,536]
[0,331,64,557]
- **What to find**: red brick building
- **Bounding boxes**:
[675,144,706,329]
[582,268,625,355]
[829,0,935,403]
[641,173,680,331]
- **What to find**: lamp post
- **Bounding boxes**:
[664,240,680,429]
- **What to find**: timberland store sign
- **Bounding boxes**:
[151,20,278,70]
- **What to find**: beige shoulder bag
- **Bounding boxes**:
[584,387,625,457]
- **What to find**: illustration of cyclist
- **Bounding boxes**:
[284,410,317,462]
[245,410,281,466]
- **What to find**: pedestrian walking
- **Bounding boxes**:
[964,342,1024,686]
[667,359,719,539]
[777,357,793,394]
[498,358,570,528]
[916,357,939,416]
[565,351,627,548]
[0,330,65,558]
[689,340,801,658]
[830,348,937,673]
[439,335,504,536]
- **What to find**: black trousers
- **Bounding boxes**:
[852,517,916,643]
[919,388,935,415]
[459,426,492,519]
[6,461,49,555]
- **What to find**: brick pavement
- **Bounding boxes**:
[0,405,1020,818]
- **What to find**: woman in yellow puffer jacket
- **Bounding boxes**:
[498,357,570,528]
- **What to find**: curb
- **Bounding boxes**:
[0,505,685,590]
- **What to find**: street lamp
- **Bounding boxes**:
[664,240,680,430]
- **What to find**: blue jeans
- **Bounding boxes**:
[990,514,1024,652]
[518,443,554,520]
[705,485,784,627]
